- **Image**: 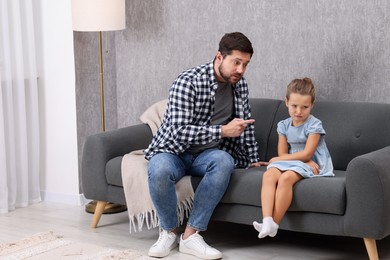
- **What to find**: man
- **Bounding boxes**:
[144,32,263,259]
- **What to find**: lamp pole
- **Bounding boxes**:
[71,0,126,225]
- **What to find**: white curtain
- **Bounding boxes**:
[0,0,41,213]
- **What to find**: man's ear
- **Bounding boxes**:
[215,51,223,63]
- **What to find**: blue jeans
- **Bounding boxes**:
[148,148,234,231]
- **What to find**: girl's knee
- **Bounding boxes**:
[263,168,281,182]
[278,171,301,186]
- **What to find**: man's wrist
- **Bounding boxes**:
[221,125,226,138]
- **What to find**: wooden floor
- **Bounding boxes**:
[1,201,390,259]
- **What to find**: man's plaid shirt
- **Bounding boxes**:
[144,60,259,168]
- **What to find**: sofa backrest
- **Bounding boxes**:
[250,98,390,171]
[249,98,282,161]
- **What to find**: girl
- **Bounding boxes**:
[253,77,334,239]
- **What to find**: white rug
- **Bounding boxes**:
[0,231,152,260]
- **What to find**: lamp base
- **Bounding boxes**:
[85,200,127,214]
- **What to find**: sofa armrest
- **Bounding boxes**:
[344,146,390,239]
[81,123,153,201]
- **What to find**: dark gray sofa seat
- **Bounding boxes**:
[81,98,390,260]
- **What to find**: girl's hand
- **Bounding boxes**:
[250,161,269,167]
[306,160,320,175]
[269,157,280,163]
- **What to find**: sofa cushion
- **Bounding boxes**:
[312,102,390,171]
[106,156,123,187]
[217,168,346,215]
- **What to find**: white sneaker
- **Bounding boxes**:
[148,230,178,258]
[179,232,222,259]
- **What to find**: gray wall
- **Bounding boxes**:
[74,0,390,190]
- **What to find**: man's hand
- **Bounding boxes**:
[221,118,255,138]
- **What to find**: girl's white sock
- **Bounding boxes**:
[258,217,279,238]
[252,221,262,233]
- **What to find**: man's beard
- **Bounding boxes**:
[218,62,242,85]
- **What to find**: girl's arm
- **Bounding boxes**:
[277,134,289,156]
[271,133,321,163]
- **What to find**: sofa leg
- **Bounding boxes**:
[90,201,107,228]
[363,237,378,260]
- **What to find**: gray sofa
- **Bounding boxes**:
[82,98,390,259]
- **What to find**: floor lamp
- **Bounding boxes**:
[71,0,126,222]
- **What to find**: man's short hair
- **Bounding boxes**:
[218,32,254,57]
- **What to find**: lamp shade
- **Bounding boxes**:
[71,0,126,32]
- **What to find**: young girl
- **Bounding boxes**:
[253,77,334,239]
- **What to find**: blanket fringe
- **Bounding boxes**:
[177,196,193,225]
[129,197,193,233]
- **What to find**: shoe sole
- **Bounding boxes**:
[179,244,222,260]
[148,243,178,258]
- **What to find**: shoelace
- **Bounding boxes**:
[154,231,170,245]
[191,233,211,248]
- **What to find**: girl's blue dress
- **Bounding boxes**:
[267,115,334,178]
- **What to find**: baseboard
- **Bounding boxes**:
[40,191,91,206]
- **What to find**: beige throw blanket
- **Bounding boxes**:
[121,100,194,232]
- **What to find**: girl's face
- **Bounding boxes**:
[285,93,314,126]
